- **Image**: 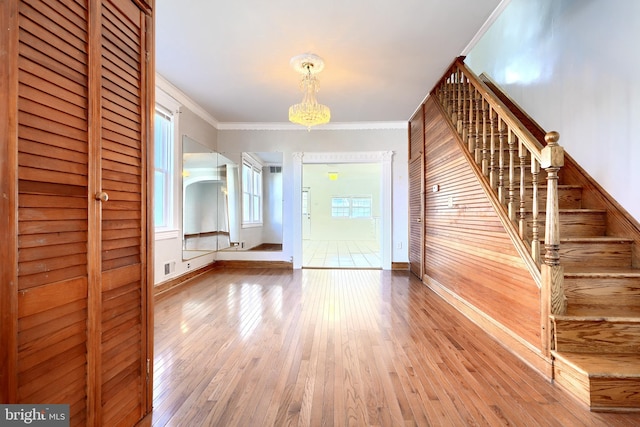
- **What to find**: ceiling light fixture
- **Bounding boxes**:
[288,53,330,130]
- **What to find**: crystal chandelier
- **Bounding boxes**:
[288,53,330,129]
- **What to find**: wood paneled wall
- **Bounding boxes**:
[408,105,425,278]
[421,97,542,350]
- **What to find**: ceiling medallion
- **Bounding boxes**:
[288,53,331,130]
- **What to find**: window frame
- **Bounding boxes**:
[153,89,180,235]
[241,153,263,227]
[330,195,373,219]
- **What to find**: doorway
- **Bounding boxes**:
[302,163,381,268]
[292,151,393,270]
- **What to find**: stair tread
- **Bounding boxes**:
[561,236,634,243]
[526,184,583,189]
[560,208,606,212]
[551,312,640,322]
[566,305,640,318]
[552,352,640,378]
[564,266,640,277]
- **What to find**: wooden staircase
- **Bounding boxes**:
[549,184,640,412]
[432,58,640,412]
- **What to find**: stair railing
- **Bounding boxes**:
[433,58,567,353]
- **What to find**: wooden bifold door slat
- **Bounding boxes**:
[2,0,152,424]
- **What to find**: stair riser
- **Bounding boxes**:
[553,357,591,406]
[558,241,632,268]
[554,319,640,353]
[524,187,583,210]
[565,277,640,307]
[529,213,607,239]
[590,378,640,411]
[553,357,640,411]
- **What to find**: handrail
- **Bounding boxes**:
[432,58,567,355]
[444,58,547,162]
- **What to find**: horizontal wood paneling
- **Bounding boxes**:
[422,96,541,348]
[409,105,424,278]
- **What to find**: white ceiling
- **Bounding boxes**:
[155,0,503,126]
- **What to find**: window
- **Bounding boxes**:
[154,108,174,229]
[331,196,372,218]
[242,155,263,226]
[331,197,350,217]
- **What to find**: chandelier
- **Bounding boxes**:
[288,53,330,129]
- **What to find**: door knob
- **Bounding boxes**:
[95,191,109,202]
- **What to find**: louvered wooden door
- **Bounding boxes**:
[98,1,151,425]
[1,0,153,425]
[408,105,425,278]
[14,1,92,424]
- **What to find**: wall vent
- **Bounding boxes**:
[163,261,176,276]
[269,166,282,173]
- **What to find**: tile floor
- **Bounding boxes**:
[302,239,381,268]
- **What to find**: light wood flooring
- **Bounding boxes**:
[150,269,640,426]
[303,240,381,268]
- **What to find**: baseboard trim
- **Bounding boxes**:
[214,260,294,269]
[423,274,553,380]
[154,263,216,299]
[392,262,409,270]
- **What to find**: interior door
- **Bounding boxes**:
[6,0,152,425]
[409,105,425,278]
[302,188,311,239]
[13,1,92,422]
[98,0,150,425]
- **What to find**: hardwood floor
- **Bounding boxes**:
[150,269,640,426]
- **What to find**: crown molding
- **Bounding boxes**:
[298,151,393,164]
[155,73,219,129]
[156,73,407,132]
[217,121,407,131]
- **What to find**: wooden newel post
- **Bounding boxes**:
[540,131,566,354]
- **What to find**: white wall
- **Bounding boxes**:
[303,163,381,241]
[216,127,409,265]
[154,82,219,284]
[465,0,640,221]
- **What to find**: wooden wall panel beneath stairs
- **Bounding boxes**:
[421,97,543,358]
[408,104,424,278]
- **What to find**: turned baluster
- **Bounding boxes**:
[456,71,464,133]
[481,99,489,176]
[458,71,467,135]
[531,157,540,265]
[507,129,517,222]
[467,85,475,155]
[497,118,506,204]
[518,141,527,239]
[489,108,497,190]
[541,131,566,316]
[474,95,482,164]
[450,70,460,122]
[443,74,452,117]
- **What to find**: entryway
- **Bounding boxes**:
[301,162,381,268]
[293,151,393,269]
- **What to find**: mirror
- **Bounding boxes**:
[182,136,231,259]
[181,135,283,260]
[220,152,283,252]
